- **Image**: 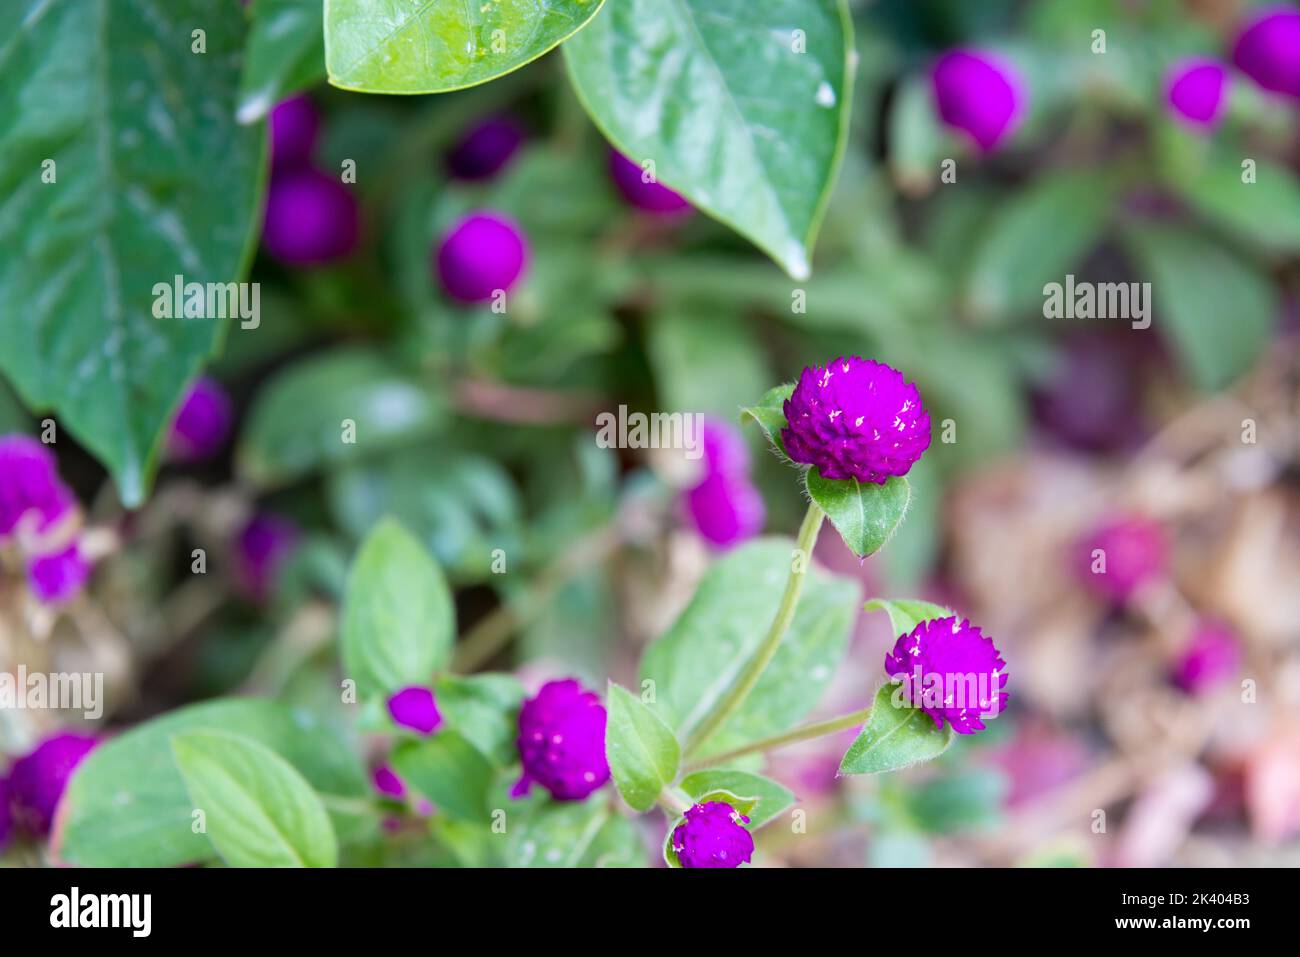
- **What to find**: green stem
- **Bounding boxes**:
[683,502,825,756]
[656,787,692,817]
[683,703,874,772]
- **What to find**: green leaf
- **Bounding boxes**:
[1175,155,1300,257]
[341,518,455,700]
[564,0,854,279]
[171,730,338,868]
[433,672,525,766]
[239,0,327,122]
[237,349,447,488]
[325,0,607,94]
[646,308,774,420]
[605,682,680,812]
[740,383,794,460]
[1121,225,1277,390]
[0,0,264,505]
[507,799,646,868]
[838,683,954,775]
[805,470,910,558]
[639,538,858,758]
[58,699,367,867]
[390,730,496,822]
[863,597,953,638]
[678,770,793,830]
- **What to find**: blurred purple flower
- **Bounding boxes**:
[167,376,233,462]
[884,615,1008,734]
[372,764,406,799]
[512,679,609,801]
[1172,620,1241,694]
[1076,515,1168,603]
[233,512,299,602]
[387,686,442,735]
[683,418,764,550]
[435,211,529,303]
[0,776,11,850]
[26,542,91,605]
[268,95,320,170]
[1232,6,1300,100]
[670,801,754,868]
[931,49,1025,152]
[0,435,76,539]
[1165,58,1228,129]
[446,117,524,180]
[1031,332,1148,452]
[7,732,97,836]
[262,167,359,265]
[607,149,691,214]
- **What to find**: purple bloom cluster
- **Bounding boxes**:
[930,49,1025,152]
[0,435,91,605]
[1076,515,1168,603]
[608,149,691,214]
[167,376,233,463]
[387,686,443,735]
[884,615,1009,734]
[446,117,524,180]
[684,418,765,550]
[782,357,931,484]
[4,732,98,837]
[1165,58,1229,129]
[512,679,610,801]
[435,212,530,304]
[1172,620,1241,695]
[1233,7,1300,100]
[233,512,300,603]
[670,801,754,868]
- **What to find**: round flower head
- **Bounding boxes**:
[261,167,360,265]
[512,679,610,801]
[268,95,320,170]
[233,512,299,602]
[0,435,76,540]
[1232,7,1300,100]
[446,116,524,180]
[685,472,766,550]
[1165,58,1228,129]
[435,212,529,304]
[670,801,754,869]
[7,732,97,836]
[1076,515,1167,602]
[782,356,931,484]
[608,149,691,214]
[167,376,233,462]
[930,49,1025,152]
[387,686,442,736]
[0,776,11,850]
[372,764,406,799]
[27,541,91,605]
[884,616,1008,735]
[1172,620,1241,695]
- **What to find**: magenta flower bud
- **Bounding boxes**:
[446,117,524,181]
[233,512,299,602]
[1232,7,1300,100]
[685,473,766,550]
[1076,515,1167,602]
[670,801,755,868]
[782,356,931,484]
[512,679,610,801]
[261,167,359,265]
[387,686,442,735]
[699,418,751,478]
[930,49,1025,152]
[1172,620,1241,694]
[607,149,691,214]
[0,435,76,539]
[167,376,233,462]
[7,732,97,836]
[372,764,406,799]
[1165,58,1228,129]
[26,541,91,605]
[884,615,1009,734]
[268,95,320,170]
[435,212,529,303]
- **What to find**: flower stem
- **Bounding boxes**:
[683,502,826,756]
[683,703,874,772]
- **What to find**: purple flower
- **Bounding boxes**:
[685,473,766,550]
[607,149,691,214]
[261,167,360,265]
[435,212,529,304]
[269,95,320,170]
[781,356,931,484]
[931,49,1026,152]
[1232,7,1300,100]
[670,801,754,868]
[7,732,97,836]
[1031,332,1148,452]
[884,615,1009,734]
[512,679,610,801]
[233,512,299,602]
[1165,58,1228,129]
[372,764,406,799]
[167,376,233,462]
[1172,620,1241,694]
[26,542,91,605]
[387,686,443,735]
[0,435,76,539]
[699,417,751,477]
[1076,515,1167,602]
[446,117,524,180]
[0,776,11,850]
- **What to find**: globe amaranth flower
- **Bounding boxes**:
[512,679,610,801]
[26,542,91,605]
[435,212,529,304]
[1232,6,1300,100]
[372,764,406,799]
[262,167,359,265]
[7,732,97,835]
[781,356,931,484]
[387,686,442,735]
[930,49,1026,152]
[0,775,11,850]
[167,376,233,462]
[670,801,754,869]
[1172,620,1241,695]
[233,512,299,603]
[884,616,1008,734]
[608,149,691,214]
[268,95,320,170]
[684,418,765,550]
[446,117,524,180]
[1076,514,1167,602]
[1165,58,1229,129]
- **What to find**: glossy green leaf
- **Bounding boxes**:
[863,597,953,638]
[605,682,680,812]
[58,699,367,867]
[679,770,793,830]
[0,0,264,505]
[740,383,795,460]
[564,0,854,279]
[805,471,910,558]
[325,0,607,94]
[838,683,954,775]
[172,730,338,868]
[391,730,496,822]
[239,0,327,122]
[341,519,455,700]
[1176,155,1300,256]
[507,800,646,868]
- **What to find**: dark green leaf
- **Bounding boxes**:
[740,383,794,460]
[239,0,327,122]
[805,470,910,558]
[839,683,954,775]
[1176,155,1300,256]
[605,682,680,812]
[863,597,953,638]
